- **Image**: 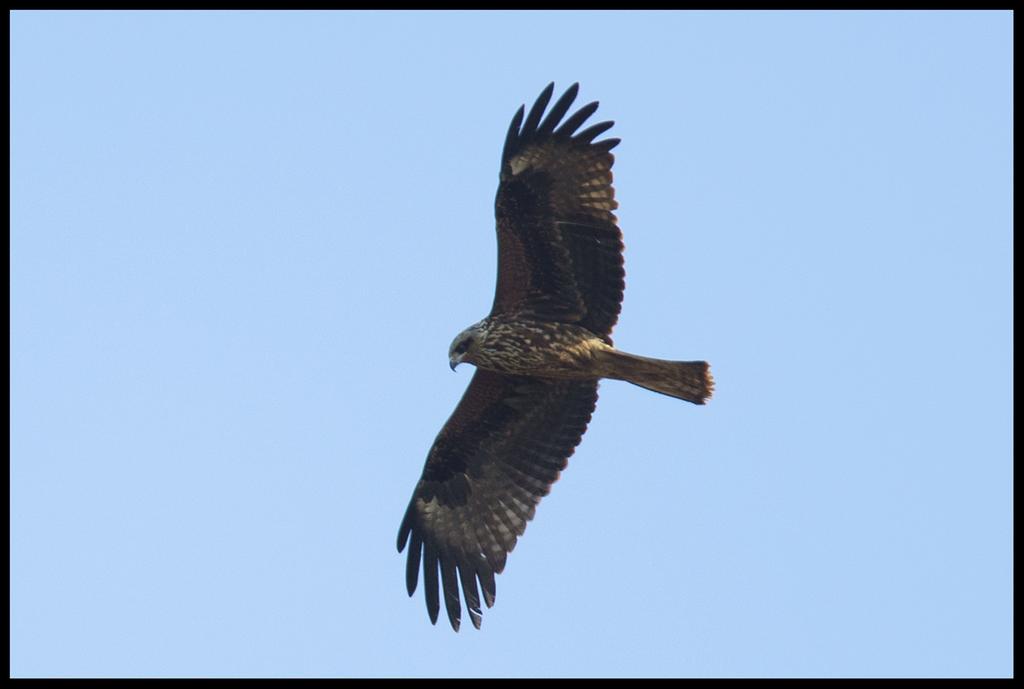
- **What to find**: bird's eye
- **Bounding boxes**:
[456,339,471,354]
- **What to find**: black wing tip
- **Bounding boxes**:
[519,82,556,142]
[448,615,461,632]
[401,520,488,630]
[396,499,417,552]
[396,521,410,553]
[503,82,613,163]
[404,532,422,596]
[558,82,580,105]
[440,555,464,632]
[470,614,482,630]
[407,547,493,630]
[575,120,615,144]
[501,104,527,164]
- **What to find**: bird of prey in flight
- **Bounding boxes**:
[397,82,713,631]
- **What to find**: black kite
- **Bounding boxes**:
[397,83,713,630]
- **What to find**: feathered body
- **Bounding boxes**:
[398,83,713,631]
[451,315,712,403]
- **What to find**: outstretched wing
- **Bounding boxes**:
[397,369,598,630]
[492,82,624,341]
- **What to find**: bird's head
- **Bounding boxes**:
[448,322,487,371]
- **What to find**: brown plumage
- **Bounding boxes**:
[398,83,713,631]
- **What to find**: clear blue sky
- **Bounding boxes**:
[10,10,1012,678]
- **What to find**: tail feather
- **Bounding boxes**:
[596,349,714,404]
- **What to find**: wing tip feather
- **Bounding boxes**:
[503,83,616,164]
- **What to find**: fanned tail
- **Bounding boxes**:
[596,349,714,404]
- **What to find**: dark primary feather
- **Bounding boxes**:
[398,369,598,630]
[398,84,621,631]
[492,82,625,341]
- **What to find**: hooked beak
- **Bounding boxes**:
[449,354,463,371]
